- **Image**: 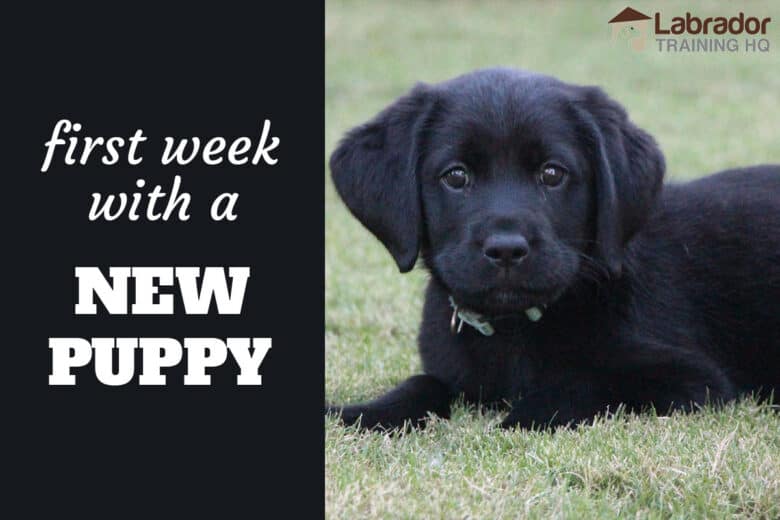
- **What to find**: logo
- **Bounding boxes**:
[608,7,652,51]
[609,6,772,53]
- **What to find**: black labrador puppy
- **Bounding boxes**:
[327,68,780,430]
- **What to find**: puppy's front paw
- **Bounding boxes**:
[499,398,565,431]
[325,404,363,428]
[500,407,548,430]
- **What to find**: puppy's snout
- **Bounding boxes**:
[483,233,529,267]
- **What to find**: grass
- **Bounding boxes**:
[325,1,780,517]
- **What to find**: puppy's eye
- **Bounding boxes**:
[441,167,470,190]
[539,164,567,187]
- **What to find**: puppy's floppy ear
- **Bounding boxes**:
[573,87,665,277]
[329,84,434,272]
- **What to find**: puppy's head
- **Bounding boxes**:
[330,68,664,314]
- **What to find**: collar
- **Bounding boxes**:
[448,296,543,336]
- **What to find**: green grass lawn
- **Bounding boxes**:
[325,1,780,517]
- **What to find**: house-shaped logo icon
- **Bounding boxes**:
[609,7,653,51]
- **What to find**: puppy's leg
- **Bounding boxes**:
[500,376,612,430]
[326,374,451,430]
[501,350,736,430]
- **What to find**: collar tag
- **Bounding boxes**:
[525,306,543,322]
[449,296,495,336]
[458,307,496,336]
[448,296,543,336]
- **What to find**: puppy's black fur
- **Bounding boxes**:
[328,68,780,430]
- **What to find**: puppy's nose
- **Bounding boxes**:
[483,234,529,266]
